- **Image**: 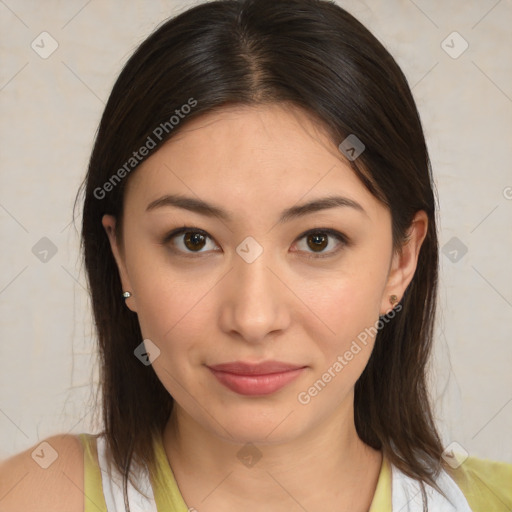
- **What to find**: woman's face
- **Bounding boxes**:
[103,104,426,445]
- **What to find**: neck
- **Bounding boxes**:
[162,395,383,512]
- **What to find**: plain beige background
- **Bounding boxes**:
[0,0,511,465]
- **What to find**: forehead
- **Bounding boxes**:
[123,104,385,222]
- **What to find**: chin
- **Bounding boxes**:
[205,401,307,445]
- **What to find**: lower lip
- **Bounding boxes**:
[208,367,305,396]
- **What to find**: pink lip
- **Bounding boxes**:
[207,361,306,396]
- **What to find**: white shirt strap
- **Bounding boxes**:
[96,434,158,512]
[391,463,473,511]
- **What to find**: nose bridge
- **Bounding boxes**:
[234,232,275,288]
[236,245,275,298]
[220,238,289,341]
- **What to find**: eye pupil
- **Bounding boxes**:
[307,233,328,252]
[184,232,206,251]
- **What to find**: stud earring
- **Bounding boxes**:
[389,294,398,305]
[122,291,132,299]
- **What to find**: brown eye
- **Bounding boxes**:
[183,231,207,251]
[164,227,218,255]
[163,226,348,259]
[306,232,329,252]
[293,229,348,258]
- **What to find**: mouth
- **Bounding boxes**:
[207,361,307,396]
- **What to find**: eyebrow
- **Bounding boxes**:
[145,193,367,223]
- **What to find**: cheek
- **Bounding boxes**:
[307,289,379,389]
[132,269,216,346]
[294,280,385,409]
[304,257,388,347]
[123,237,182,319]
[125,243,220,363]
[129,265,213,401]
[297,262,391,404]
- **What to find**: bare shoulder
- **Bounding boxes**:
[0,433,84,512]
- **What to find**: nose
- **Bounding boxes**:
[218,248,291,344]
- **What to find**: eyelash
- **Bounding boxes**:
[162,226,349,259]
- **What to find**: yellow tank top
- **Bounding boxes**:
[78,432,512,511]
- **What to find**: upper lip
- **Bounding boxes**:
[208,361,306,375]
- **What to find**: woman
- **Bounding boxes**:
[1,0,511,511]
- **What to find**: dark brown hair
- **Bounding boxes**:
[76,0,447,509]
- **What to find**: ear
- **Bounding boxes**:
[102,214,137,313]
[380,210,428,315]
